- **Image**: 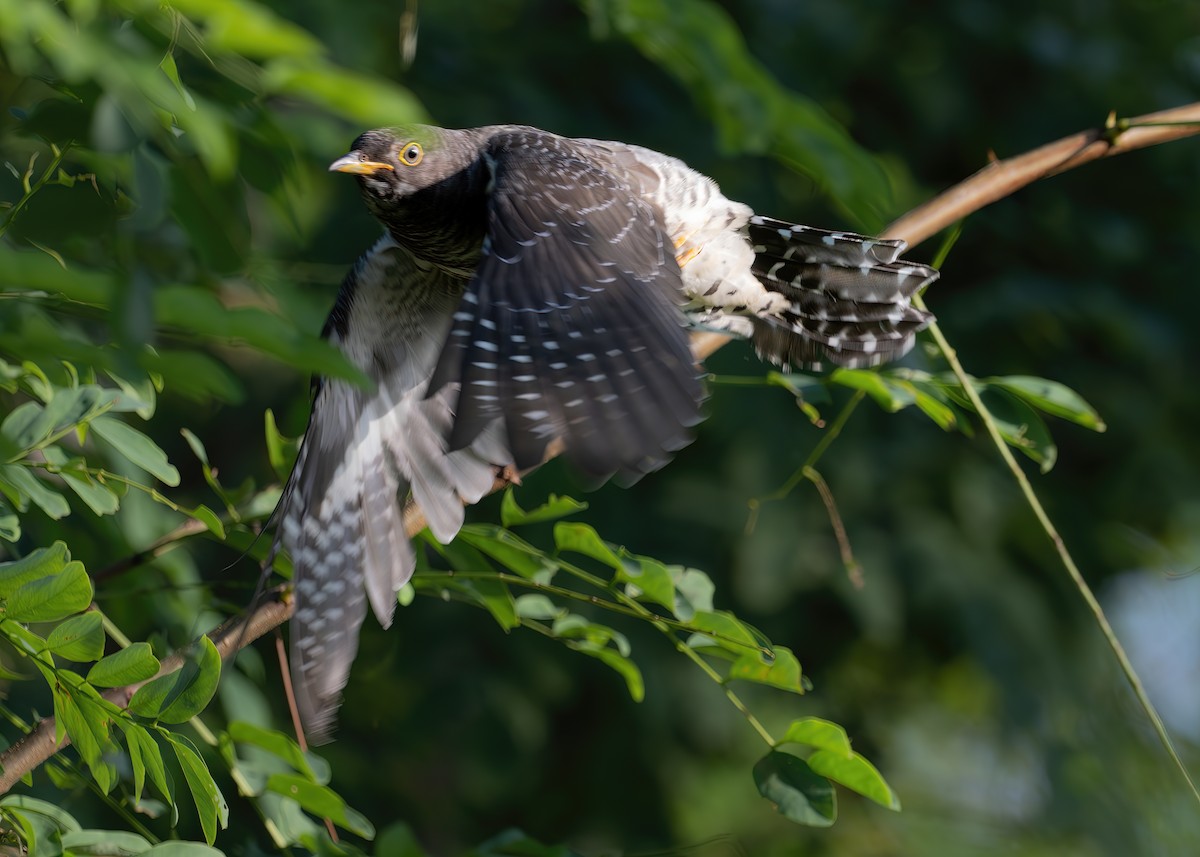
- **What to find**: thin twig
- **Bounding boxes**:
[912,292,1200,807]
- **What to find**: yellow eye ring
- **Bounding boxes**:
[399,142,423,166]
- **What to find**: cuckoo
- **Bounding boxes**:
[272,124,937,739]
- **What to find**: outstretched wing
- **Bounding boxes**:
[273,237,509,741]
[428,129,704,484]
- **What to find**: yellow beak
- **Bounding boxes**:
[328,154,395,175]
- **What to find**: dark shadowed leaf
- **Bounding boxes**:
[753,751,836,827]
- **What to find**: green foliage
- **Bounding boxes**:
[2,0,1194,854]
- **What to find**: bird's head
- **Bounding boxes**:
[328,125,471,216]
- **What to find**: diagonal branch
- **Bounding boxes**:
[1,102,1197,795]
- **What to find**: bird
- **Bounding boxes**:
[271,124,937,740]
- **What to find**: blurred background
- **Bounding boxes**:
[2,0,1200,854]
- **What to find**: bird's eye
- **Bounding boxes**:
[399,142,423,166]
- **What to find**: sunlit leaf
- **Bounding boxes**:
[554,522,623,570]
[989,375,1106,432]
[728,645,806,694]
[6,560,93,622]
[87,642,161,687]
[807,749,900,810]
[500,489,588,527]
[43,611,104,661]
[777,717,852,757]
[0,540,70,597]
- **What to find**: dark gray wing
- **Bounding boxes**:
[428,129,704,482]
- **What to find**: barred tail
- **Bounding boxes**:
[746,215,937,369]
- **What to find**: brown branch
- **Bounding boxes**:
[884,102,1200,245]
[0,589,291,794]
[1,102,1197,794]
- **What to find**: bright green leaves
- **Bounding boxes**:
[0,540,227,843]
[755,717,900,825]
[6,560,92,622]
[421,490,889,827]
[0,541,93,623]
[766,367,1106,475]
[87,643,161,687]
[500,490,588,527]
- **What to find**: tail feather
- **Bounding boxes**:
[745,215,938,369]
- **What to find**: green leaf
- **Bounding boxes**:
[687,610,761,655]
[463,576,519,631]
[753,751,836,827]
[978,387,1057,473]
[553,522,623,570]
[615,554,675,610]
[514,594,563,621]
[44,612,105,661]
[87,642,161,687]
[142,844,226,857]
[90,416,180,486]
[226,721,321,782]
[0,464,70,519]
[6,560,93,622]
[266,773,375,838]
[728,645,806,694]
[54,684,118,792]
[807,749,900,810]
[165,733,227,845]
[56,465,122,516]
[777,717,853,757]
[189,504,226,539]
[0,541,70,597]
[121,723,171,805]
[568,644,644,702]
[500,489,588,526]
[263,409,298,482]
[831,368,914,412]
[0,794,82,854]
[669,566,714,620]
[142,844,225,857]
[61,828,152,855]
[457,525,558,579]
[128,636,221,723]
[989,375,1106,431]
